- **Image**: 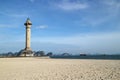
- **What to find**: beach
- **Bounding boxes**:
[0,58,120,80]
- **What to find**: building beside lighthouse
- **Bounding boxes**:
[20,18,34,57]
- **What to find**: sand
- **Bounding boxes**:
[0,58,120,80]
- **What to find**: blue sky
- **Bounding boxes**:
[0,0,120,54]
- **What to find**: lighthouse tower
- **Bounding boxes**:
[20,18,34,57]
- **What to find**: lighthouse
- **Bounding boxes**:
[20,18,34,57]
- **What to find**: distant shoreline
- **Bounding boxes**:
[50,55,120,60]
[0,55,120,60]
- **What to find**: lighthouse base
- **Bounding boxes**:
[20,50,34,57]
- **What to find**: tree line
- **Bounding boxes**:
[0,49,53,57]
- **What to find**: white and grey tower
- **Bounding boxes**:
[20,18,34,56]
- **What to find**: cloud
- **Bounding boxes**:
[0,31,120,54]
[77,15,112,27]
[32,32,120,53]
[103,0,120,15]
[29,0,35,3]
[104,0,120,7]
[10,14,28,17]
[36,25,48,29]
[0,11,29,18]
[0,24,17,28]
[55,1,88,11]
[75,0,120,27]
[33,32,120,45]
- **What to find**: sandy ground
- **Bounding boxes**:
[0,58,120,80]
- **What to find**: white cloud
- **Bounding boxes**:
[104,0,120,7]
[103,0,120,15]
[30,0,35,3]
[1,31,120,54]
[10,14,28,17]
[75,0,120,27]
[0,11,29,18]
[36,25,48,29]
[32,32,120,53]
[56,1,88,11]
[0,24,17,28]
[77,15,112,27]
[33,32,120,45]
